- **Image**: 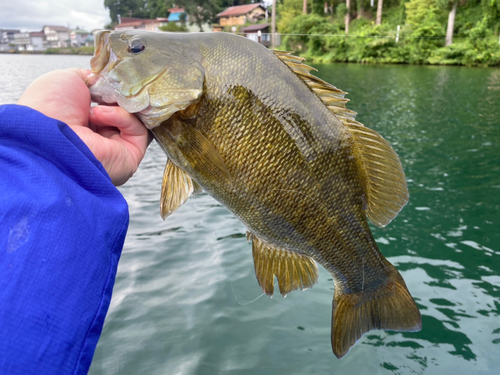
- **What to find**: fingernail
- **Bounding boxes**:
[98,106,115,113]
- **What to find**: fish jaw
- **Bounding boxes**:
[88,31,151,113]
[87,30,205,129]
[88,74,117,105]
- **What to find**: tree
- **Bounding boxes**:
[175,0,222,31]
[376,0,383,25]
[445,1,458,45]
[104,0,151,23]
[148,0,174,19]
[346,0,351,34]
[277,0,303,34]
[437,0,469,46]
[358,0,364,19]
[272,0,277,47]
[303,0,308,14]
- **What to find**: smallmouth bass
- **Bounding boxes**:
[88,30,422,358]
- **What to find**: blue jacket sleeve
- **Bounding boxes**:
[0,105,129,374]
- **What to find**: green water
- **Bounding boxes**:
[3,54,496,374]
[86,63,500,374]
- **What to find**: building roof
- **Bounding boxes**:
[217,4,263,18]
[29,32,45,37]
[168,13,183,22]
[168,7,185,13]
[44,25,70,32]
[241,23,269,32]
[0,29,21,33]
[120,17,146,24]
[116,18,161,28]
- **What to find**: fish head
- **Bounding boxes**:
[88,30,205,129]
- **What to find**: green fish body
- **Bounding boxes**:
[89,30,421,358]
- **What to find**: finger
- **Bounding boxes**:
[89,105,149,165]
[19,69,91,127]
[90,106,147,137]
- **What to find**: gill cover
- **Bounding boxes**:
[92,30,205,128]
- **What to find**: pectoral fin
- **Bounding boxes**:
[160,159,199,220]
[248,232,318,298]
[174,121,231,184]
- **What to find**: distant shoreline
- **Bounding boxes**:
[0,47,93,56]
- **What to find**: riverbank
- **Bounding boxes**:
[279,15,500,67]
[0,46,93,55]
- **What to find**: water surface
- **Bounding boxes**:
[1,54,499,374]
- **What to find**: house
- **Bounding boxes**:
[43,26,70,48]
[29,32,46,51]
[114,17,167,32]
[0,29,20,51]
[13,32,31,51]
[167,7,186,23]
[166,7,211,32]
[240,23,277,48]
[216,4,268,27]
[70,29,90,47]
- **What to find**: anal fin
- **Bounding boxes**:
[160,159,199,220]
[249,232,318,298]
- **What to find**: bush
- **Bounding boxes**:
[429,17,500,66]
[276,0,500,66]
[159,23,188,32]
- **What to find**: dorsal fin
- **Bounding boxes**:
[273,51,409,227]
[273,50,358,124]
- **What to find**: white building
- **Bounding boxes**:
[0,29,20,51]
[43,25,70,48]
[13,32,31,51]
[29,32,46,51]
[70,29,90,47]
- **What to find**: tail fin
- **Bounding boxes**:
[331,270,421,359]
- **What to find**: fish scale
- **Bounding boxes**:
[88,30,421,358]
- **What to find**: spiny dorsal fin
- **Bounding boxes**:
[273,50,409,227]
[248,232,318,298]
[273,50,358,124]
[160,159,197,220]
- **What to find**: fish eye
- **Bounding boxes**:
[128,38,145,54]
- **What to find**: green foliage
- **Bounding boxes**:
[44,46,94,55]
[159,23,188,32]
[404,0,446,63]
[100,0,500,66]
[175,0,222,30]
[277,0,303,33]
[336,3,348,18]
[280,14,340,55]
[430,16,500,65]
[103,0,226,29]
[104,0,153,23]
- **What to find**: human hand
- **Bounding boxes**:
[17,68,150,186]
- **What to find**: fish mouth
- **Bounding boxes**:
[90,31,112,75]
[87,30,162,113]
